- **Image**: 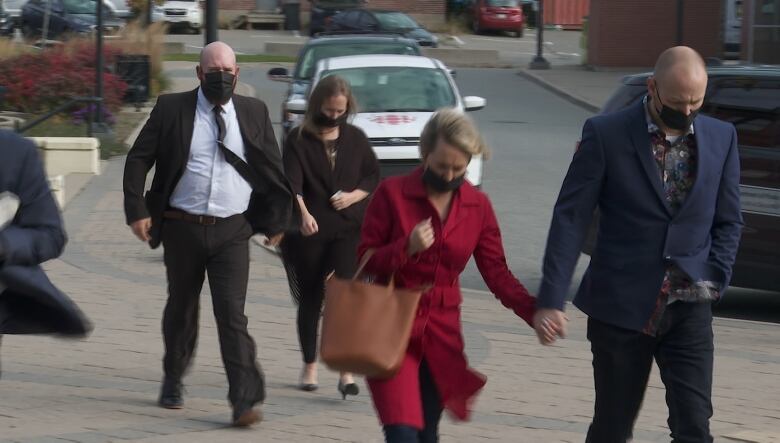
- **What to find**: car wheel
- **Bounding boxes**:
[472,20,480,35]
[515,27,523,38]
[191,25,201,34]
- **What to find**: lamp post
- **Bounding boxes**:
[529,0,550,69]
[205,0,218,45]
[94,0,106,133]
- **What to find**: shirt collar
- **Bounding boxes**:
[643,95,694,136]
[197,87,235,116]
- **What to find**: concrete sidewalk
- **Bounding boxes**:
[1,64,778,443]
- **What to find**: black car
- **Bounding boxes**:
[585,65,780,292]
[267,33,421,141]
[21,0,124,39]
[327,9,439,47]
[0,3,14,36]
[308,0,365,36]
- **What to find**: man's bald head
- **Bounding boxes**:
[647,46,707,132]
[653,46,707,87]
[199,42,237,72]
[196,42,239,105]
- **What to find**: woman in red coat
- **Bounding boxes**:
[357,109,538,442]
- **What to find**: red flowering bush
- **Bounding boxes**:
[0,40,128,118]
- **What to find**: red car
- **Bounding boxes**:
[470,0,525,37]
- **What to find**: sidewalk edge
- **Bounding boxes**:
[518,69,600,114]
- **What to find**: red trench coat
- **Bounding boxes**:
[357,167,536,429]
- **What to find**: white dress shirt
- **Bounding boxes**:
[169,88,253,217]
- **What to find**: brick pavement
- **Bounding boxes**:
[1,68,779,443]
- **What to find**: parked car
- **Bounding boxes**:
[267,33,421,140]
[467,0,524,37]
[584,66,780,292]
[153,0,202,33]
[327,9,439,47]
[5,0,127,25]
[308,0,365,36]
[285,54,486,185]
[20,0,124,38]
[0,2,14,35]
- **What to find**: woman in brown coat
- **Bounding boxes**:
[281,75,380,398]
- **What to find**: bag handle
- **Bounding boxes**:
[353,249,396,290]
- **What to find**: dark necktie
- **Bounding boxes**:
[213,105,226,143]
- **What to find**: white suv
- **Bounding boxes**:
[153,0,202,33]
[286,54,487,186]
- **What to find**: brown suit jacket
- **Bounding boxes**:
[123,89,299,248]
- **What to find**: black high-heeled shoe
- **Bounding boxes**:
[337,380,359,400]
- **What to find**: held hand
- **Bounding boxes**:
[533,308,568,346]
[407,218,435,256]
[301,213,319,236]
[331,190,367,211]
[264,232,285,247]
[130,217,152,242]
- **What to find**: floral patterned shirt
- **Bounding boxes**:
[642,96,719,336]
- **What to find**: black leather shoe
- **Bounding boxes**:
[232,402,262,427]
[158,378,183,409]
[337,380,359,400]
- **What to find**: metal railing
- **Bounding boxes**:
[14,96,103,137]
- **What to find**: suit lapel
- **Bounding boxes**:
[443,185,479,239]
[628,103,673,216]
[179,89,198,164]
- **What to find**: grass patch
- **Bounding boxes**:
[22,110,148,159]
[164,53,297,63]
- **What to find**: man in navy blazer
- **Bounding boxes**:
[0,130,91,367]
[535,47,743,442]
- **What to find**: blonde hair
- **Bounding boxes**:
[419,108,489,160]
[300,75,358,139]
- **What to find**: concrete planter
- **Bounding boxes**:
[30,137,101,177]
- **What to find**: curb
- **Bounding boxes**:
[517,68,601,114]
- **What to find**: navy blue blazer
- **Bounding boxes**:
[0,130,91,336]
[538,101,743,331]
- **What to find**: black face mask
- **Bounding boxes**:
[201,71,235,105]
[422,168,466,193]
[653,86,699,131]
[313,111,347,128]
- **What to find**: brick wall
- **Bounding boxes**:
[588,0,723,68]
[219,0,255,10]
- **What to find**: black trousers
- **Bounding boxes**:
[161,215,264,407]
[586,301,715,443]
[383,360,444,443]
[286,230,360,364]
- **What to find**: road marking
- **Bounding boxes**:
[468,36,543,43]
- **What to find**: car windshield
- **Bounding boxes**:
[374,12,418,30]
[320,66,456,113]
[487,0,520,6]
[63,0,97,14]
[295,43,419,80]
